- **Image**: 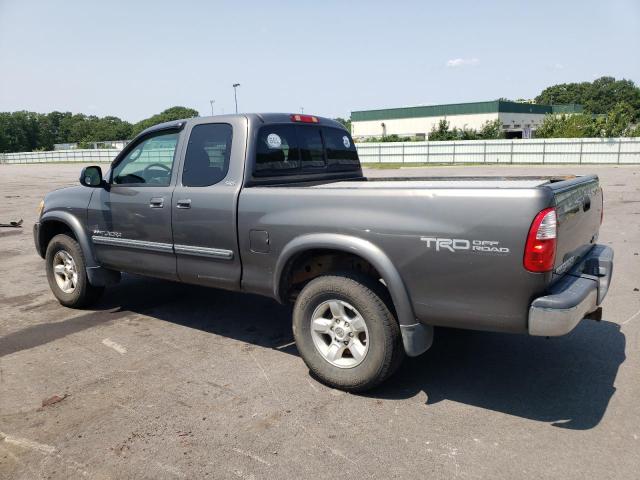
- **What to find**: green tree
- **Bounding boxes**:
[334,117,352,132]
[535,104,638,139]
[0,106,201,153]
[459,128,479,140]
[428,119,457,141]
[627,123,640,137]
[536,77,640,121]
[600,102,634,137]
[535,113,599,138]
[0,111,40,152]
[91,116,133,142]
[426,119,503,141]
[131,106,199,136]
[380,134,412,142]
[478,119,504,139]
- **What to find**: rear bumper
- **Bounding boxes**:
[528,244,614,336]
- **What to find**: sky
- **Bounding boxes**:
[0,0,638,122]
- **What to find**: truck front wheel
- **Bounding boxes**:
[45,234,104,308]
[292,273,404,392]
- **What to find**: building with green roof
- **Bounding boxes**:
[351,100,583,139]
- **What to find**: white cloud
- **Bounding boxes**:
[446,58,480,68]
[553,63,564,70]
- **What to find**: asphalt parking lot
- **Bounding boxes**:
[1,163,639,479]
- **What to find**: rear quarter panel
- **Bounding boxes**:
[238,185,553,333]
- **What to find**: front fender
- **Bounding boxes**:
[39,210,97,267]
[37,210,120,287]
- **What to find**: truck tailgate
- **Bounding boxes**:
[547,175,603,278]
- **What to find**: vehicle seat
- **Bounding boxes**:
[183,147,223,187]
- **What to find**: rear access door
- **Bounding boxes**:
[171,117,247,291]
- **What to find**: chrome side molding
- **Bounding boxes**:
[174,244,234,260]
[92,235,234,260]
[91,236,173,253]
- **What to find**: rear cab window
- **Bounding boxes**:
[322,127,359,171]
[255,125,300,176]
[254,124,359,178]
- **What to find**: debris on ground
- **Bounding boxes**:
[0,219,23,228]
[40,394,69,408]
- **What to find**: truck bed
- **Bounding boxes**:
[240,173,601,333]
[314,179,550,189]
[312,175,579,189]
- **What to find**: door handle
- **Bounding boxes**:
[176,199,192,209]
[149,197,164,208]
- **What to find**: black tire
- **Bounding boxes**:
[45,234,104,308]
[292,272,404,392]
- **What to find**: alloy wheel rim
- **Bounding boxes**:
[310,299,369,368]
[53,250,78,294]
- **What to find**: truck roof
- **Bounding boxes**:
[139,113,346,137]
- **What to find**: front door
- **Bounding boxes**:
[87,129,181,280]
[171,122,242,290]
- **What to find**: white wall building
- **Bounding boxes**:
[351,100,583,140]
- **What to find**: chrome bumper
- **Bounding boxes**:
[528,245,614,336]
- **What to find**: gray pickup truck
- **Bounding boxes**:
[34,113,614,391]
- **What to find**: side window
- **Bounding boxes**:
[255,125,299,176]
[183,123,233,187]
[112,132,179,186]
[322,127,359,171]
[297,126,325,170]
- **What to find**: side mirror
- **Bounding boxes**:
[80,166,103,187]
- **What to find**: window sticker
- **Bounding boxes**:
[342,136,351,148]
[266,133,282,149]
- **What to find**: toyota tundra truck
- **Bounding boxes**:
[33,113,614,391]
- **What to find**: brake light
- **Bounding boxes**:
[524,207,557,272]
[290,114,318,123]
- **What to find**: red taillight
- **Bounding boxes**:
[524,207,557,272]
[290,114,318,123]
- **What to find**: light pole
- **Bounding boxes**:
[209,99,215,116]
[301,107,304,114]
[233,83,240,113]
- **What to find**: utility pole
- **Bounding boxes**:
[209,99,215,116]
[233,83,240,114]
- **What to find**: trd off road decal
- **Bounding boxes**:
[420,237,510,254]
[92,229,122,238]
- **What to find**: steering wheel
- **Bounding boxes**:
[143,163,171,174]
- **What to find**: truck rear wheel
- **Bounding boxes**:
[292,273,404,392]
[45,234,104,308]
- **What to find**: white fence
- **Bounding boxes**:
[355,137,640,164]
[1,137,639,165]
[0,149,120,164]
[0,147,182,165]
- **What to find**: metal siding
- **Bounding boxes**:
[352,101,584,122]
